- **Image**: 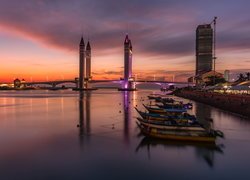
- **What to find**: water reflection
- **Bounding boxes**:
[136,137,224,167]
[195,102,212,129]
[78,92,91,145]
[2,90,250,179]
[77,91,134,146]
[123,91,132,144]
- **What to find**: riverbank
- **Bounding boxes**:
[175,89,250,118]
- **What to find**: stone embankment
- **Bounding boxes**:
[175,90,250,118]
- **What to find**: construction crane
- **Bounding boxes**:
[210,17,217,85]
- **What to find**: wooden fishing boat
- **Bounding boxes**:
[156,103,184,110]
[135,107,196,122]
[157,103,193,110]
[155,97,175,103]
[136,118,218,142]
[184,102,193,109]
[143,104,187,115]
[137,117,204,131]
[147,96,174,103]
[160,101,193,109]
[147,95,160,100]
[135,107,178,121]
[165,90,174,95]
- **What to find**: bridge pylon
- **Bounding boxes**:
[74,37,97,91]
[119,34,136,91]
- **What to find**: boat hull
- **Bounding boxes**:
[140,127,216,142]
[135,108,197,123]
[137,119,216,143]
[143,104,186,115]
[138,118,204,131]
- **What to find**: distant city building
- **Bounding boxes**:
[224,70,230,82]
[187,76,195,83]
[21,79,26,88]
[196,24,213,76]
[195,70,223,85]
[14,78,21,88]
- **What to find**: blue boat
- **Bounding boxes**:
[135,107,196,122]
[143,104,187,115]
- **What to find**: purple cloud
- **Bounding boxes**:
[1,0,250,81]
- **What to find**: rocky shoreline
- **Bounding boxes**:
[175,90,250,118]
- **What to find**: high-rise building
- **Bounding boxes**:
[224,70,230,82]
[86,41,91,80]
[79,37,85,89]
[196,24,213,76]
[124,34,133,89]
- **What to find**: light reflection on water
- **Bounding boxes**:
[0,90,250,179]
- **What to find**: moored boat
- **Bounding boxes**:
[147,95,161,100]
[137,94,223,142]
[156,103,184,110]
[136,118,217,142]
[155,97,175,103]
[161,101,193,109]
[143,104,187,115]
[137,117,204,131]
[135,107,196,122]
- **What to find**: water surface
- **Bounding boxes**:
[0,90,250,180]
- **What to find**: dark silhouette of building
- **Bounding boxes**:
[14,78,21,88]
[196,24,213,76]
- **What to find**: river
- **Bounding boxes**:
[0,89,250,180]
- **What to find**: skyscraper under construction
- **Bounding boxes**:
[196,24,213,76]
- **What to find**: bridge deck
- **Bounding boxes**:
[23,79,194,86]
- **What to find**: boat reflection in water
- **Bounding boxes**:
[136,137,224,168]
[78,91,91,146]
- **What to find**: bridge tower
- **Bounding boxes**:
[123,34,135,90]
[86,41,91,88]
[79,37,85,89]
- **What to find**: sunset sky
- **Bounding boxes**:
[0,0,250,82]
